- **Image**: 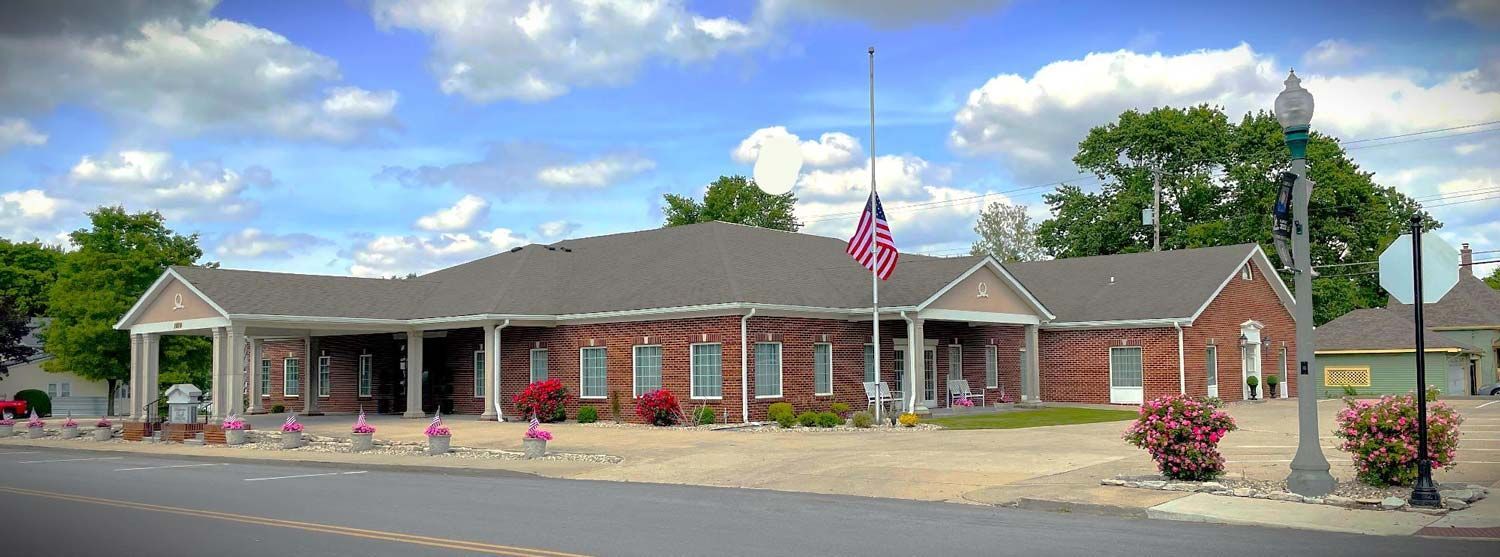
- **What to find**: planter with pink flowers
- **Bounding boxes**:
[26,411,45,439]
[0,418,14,438]
[60,416,79,439]
[425,413,450,455]
[222,415,249,445]
[351,410,376,452]
[93,418,113,441]
[523,415,552,459]
[280,415,304,449]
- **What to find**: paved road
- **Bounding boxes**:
[0,447,1490,556]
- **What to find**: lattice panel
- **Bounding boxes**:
[1324,367,1371,387]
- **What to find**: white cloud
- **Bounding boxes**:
[415,194,490,231]
[347,228,528,277]
[0,189,65,241]
[758,0,1011,27]
[535,220,580,240]
[796,154,949,203]
[732,126,863,168]
[949,44,1500,181]
[371,0,760,103]
[0,1,397,141]
[0,117,47,152]
[65,150,265,221]
[536,155,655,187]
[1302,39,1367,68]
[216,228,328,259]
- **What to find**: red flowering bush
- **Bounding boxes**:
[1124,395,1237,481]
[1334,391,1463,486]
[513,379,568,422]
[635,389,681,426]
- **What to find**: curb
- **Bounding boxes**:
[1012,497,1149,519]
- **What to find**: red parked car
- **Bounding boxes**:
[0,400,26,419]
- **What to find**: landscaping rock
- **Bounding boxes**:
[1269,492,1304,503]
[1408,507,1448,516]
[1165,482,1197,492]
[1380,497,1405,510]
[1323,495,1355,507]
[1444,499,1470,511]
[1231,488,1255,498]
[1355,498,1383,506]
[1197,482,1226,492]
[1438,489,1476,503]
[1100,479,1127,486]
[1302,497,1324,505]
[1140,480,1166,489]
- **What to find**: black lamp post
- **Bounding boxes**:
[1407,214,1441,507]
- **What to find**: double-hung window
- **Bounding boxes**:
[948,345,963,381]
[60,382,70,398]
[814,343,832,396]
[318,355,331,398]
[530,349,548,382]
[985,345,998,389]
[358,354,373,398]
[863,344,876,384]
[260,359,272,397]
[284,358,301,397]
[473,350,486,398]
[754,343,782,398]
[580,347,607,399]
[633,345,662,396]
[691,344,722,399]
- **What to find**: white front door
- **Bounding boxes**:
[1109,346,1144,404]
[922,349,938,407]
[1242,344,1261,399]
[1206,345,1219,398]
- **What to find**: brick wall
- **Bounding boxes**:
[1181,262,1298,401]
[258,334,404,414]
[1037,327,1179,404]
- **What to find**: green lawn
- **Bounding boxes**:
[927,407,1138,430]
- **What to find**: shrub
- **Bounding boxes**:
[1246,375,1259,387]
[1334,391,1463,486]
[1123,395,1237,481]
[830,402,850,417]
[816,411,841,428]
[577,407,599,424]
[797,411,819,427]
[14,389,49,417]
[271,404,285,413]
[513,379,568,423]
[775,413,797,428]
[1265,374,1280,387]
[767,402,795,423]
[635,389,681,426]
[898,413,920,427]
[1341,385,1360,397]
[693,406,715,425]
[851,411,874,428]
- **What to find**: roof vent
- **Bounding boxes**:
[1108,276,1116,285]
[509,246,523,253]
[561,247,572,253]
[545,246,556,251]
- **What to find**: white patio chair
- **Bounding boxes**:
[947,379,985,408]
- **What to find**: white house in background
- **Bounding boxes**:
[1,318,128,416]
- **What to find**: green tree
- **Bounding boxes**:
[1485,267,1500,290]
[970,201,1044,262]
[0,239,64,317]
[1038,105,1436,324]
[40,207,206,414]
[0,297,36,380]
[662,175,800,231]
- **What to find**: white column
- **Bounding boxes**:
[304,336,320,415]
[129,333,143,420]
[248,338,265,413]
[1023,324,1041,402]
[210,327,226,420]
[228,326,246,417]
[906,317,923,413]
[403,331,425,418]
[480,324,499,420]
[144,333,160,418]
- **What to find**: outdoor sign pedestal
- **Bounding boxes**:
[163,384,203,425]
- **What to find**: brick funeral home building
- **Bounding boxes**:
[113,221,1297,425]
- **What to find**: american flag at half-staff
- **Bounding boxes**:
[845,191,899,280]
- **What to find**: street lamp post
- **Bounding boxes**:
[1276,70,1337,497]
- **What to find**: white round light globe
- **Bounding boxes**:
[752,135,803,195]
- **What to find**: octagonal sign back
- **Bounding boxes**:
[1379,233,1460,305]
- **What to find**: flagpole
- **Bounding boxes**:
[868,46,882,424]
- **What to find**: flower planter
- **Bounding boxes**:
[281,430,303,449]
[351,432,374,452]
[427,435,450,455]
[27,427,45,439]
[61,426,80,439]
[92,427,112,441]
[523,438,547,459]
[225,429,247,446]
[0,424,12,437]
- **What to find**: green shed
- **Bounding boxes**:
[1314,307,1483,398]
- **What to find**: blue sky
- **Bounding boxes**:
[2,0,1497,278]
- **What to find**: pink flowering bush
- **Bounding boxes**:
[953,396,975,408]
[1334,390,1462,486]
[1123,395,1238,481]
[222,415,248,430]
[524,428,553,441]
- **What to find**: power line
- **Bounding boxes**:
[1339,120,1500,145]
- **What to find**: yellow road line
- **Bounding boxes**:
[0,486,587,557]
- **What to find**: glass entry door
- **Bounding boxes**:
[922,349,937,407]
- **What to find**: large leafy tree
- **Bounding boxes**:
[1038,105,1436,324]
[970,201,1045,262]
[0,239,64,318]
[0,297,36,380]
[1485,267,1500,290]
[663,175,800,231]
[40,207,207,414]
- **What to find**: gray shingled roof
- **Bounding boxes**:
[1005,244,1261,323]
[165,222,1264,323]
[1316,307,1480,352]
[1386,275,1500,329]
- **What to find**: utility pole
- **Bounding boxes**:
[1152,168,1161,252]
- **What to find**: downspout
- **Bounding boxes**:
[740,308,756,423]
[494,319,510,420]
[1175,321,1186,395]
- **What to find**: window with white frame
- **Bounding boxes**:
[284,358,301,396]
[318,355,331,398]
[948,344,963,381]
[473,350,486,398]
[985,345,998,389]
[260,359,272,397]
[633,345,662,396]
[47,383,56,398]
[814,343,832,396]
[358,354,373,398]
[863,344,876,384]
[1206,346,1218,387]
[1241,264,1254,281]
[691,344,722,399]
[580,347,607,399]
[1109,347,1143,388]
[754,342,782,398]
[61,382,70,398]
[530,349,548,382]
